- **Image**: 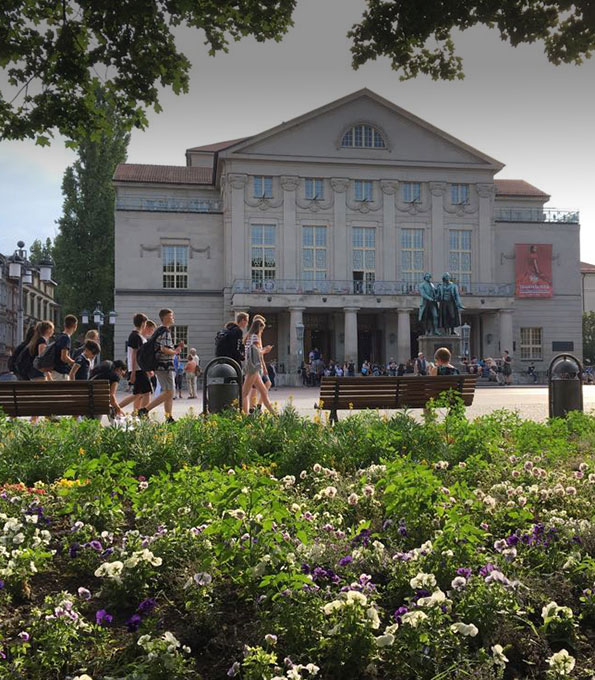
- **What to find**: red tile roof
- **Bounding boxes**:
[187,138,250,152]
[113,164,213,185]
[495,179,549,198]
[581,262,595,273]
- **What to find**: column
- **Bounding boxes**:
[397,308,412,362]
[380,181,398,281]
[228,174,248,287]
[499,308,514,355]
[429,182,446,277]
[331,178,350,281]
[343,307,359,366]
[281,176,300,280]
[477,183,495,282]
[289,307,305,374]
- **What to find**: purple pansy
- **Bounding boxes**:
[96,609,113,626]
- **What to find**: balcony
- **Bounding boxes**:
[232,279,513,297]
[116,195,222,213]
[495,208,579,224]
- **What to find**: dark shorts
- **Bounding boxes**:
[133,371,152,395]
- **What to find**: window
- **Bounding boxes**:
[401,229,424,288]
[448,230,472,288]
[162,245,189,289]
[341,124,386,148]
[253,176,273,199]
[303,226,327,282]
[403,182,421,203]
[355,180,373,202]
[172,325,188,359]
[251,224,276,287]
[352,227,376,293]
[451,183,469,205]
[305,178,324,200]
[520,327,542,360]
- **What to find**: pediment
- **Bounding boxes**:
[221,89,503,169]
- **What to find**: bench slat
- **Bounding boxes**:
[0,380,111,418]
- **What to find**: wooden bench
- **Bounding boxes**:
[318,375,478,422]
[0,380,111,418]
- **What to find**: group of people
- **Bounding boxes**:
[462,352,514,385]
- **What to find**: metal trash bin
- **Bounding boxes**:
[548,353,583,418]
[202,357,242,414]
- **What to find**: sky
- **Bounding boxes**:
[1,0,594,262]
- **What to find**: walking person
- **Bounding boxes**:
[120,313,152,412]
[173,352,184,399]
[50,314,78,380]
[215,312,249,364]
[137,309,184,423]
[185,348,199,398]
[241,318,276,414]
[503,352,513,385]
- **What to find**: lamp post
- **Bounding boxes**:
[80,301,117,363]
[7,241,53,345]
[461,322,471,359]
[295,321,305,377]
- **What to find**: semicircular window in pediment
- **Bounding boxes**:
[341,124,386,149]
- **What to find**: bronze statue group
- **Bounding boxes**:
[418,272,464,336]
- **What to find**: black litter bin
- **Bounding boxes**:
[202,358,242,414]
[548,353,583,418]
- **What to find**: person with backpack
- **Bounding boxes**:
[72,330,100,364]
[137,308,183,423]
[47,314,78,380]
[8,325,36,379]
[91,359,127,419]
[215,312,249,364]
[25,321,55,381]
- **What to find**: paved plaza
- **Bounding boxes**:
[146,384,595,423]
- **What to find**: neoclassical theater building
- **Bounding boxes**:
[113,89,581,377]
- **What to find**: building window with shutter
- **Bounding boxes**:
[520,327,542,360]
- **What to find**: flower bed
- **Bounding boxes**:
[1,403,595,679]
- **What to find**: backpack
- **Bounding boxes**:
[137,327,165,371]
[14,345,35,379]
[8,338,31,377]
[245,343,261,373]
[33,342,57,372]
[215,327,236,358]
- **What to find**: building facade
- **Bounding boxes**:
[581,262,595,314]
[113,89,582,377]
[0,257,59,372]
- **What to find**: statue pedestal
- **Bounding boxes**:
[418,334,464,365]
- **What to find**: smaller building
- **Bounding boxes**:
[0,254,59,372]
[581,262,595,314]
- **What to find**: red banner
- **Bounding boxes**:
[515,244,553,298]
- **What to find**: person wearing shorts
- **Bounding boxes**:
[120,313,153,412]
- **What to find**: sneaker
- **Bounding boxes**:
[137,408,149,419]
[166,416,176,424]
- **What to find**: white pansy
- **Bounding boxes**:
[451,576,467,591]
[410,572,437,590]
[366,606,380,629]
[491,644,509,667]
[343,590,368,606]
[322,486,337,499]
[450,622,478,637]
[417,589,447,608]
[323,600,344,615]
[375,633,395,647]
[547,649,575,676]
[401,611,428,628]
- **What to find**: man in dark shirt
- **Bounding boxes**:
[69,340,100,380]
[51,315,78,380]
[137,308,183,423]
[120,313,152,412]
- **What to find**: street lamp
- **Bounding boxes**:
[461,322,471,358]
[80,301,117,363]
[295,321,305,375]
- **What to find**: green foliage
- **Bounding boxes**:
[348,0,595,81]
[0,0,297,143]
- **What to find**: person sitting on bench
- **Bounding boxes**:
[429,347,460,376]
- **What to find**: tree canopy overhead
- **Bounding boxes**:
[1,0,593,145]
